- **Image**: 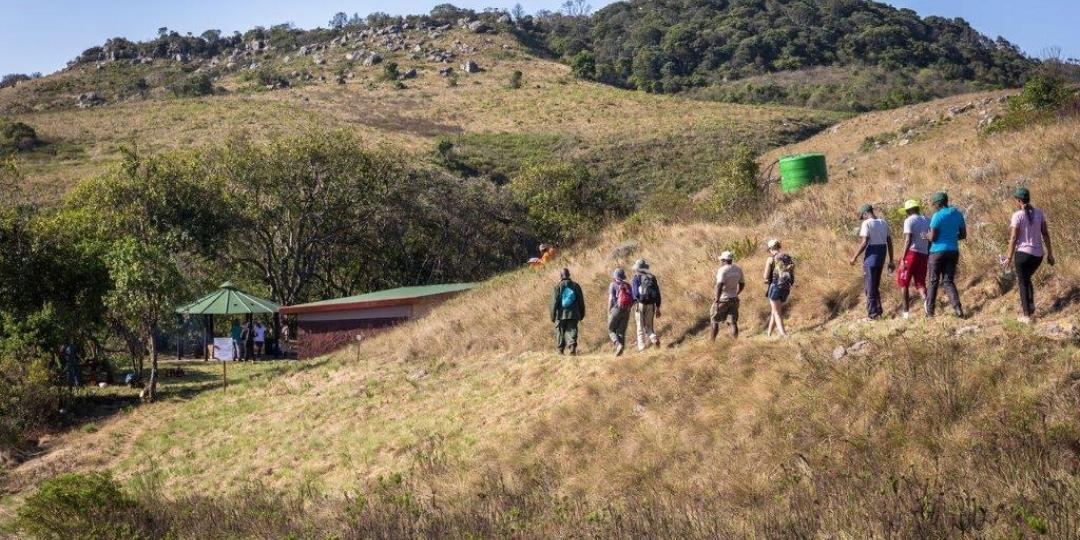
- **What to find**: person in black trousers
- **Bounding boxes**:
[1002,187,1055,323]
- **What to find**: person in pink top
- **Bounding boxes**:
[1002,187,1055,322]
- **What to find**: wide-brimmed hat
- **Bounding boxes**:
[767,239,781,250]
[719,251,734,262]
[903,199,921,212]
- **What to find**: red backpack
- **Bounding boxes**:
[616,281,633,309]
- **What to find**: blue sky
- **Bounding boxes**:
[1,0,1077,75]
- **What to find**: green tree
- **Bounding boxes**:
[103,238,185,401]
[510,161,626,243]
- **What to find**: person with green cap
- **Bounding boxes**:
[924,191,966,318]
[550,268,585,355]
[1002,187,1055,323]
[897,199,930,319]
[849,203,894,320]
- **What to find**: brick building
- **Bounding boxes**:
[280,283,475,359]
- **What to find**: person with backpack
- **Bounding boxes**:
[849,204,895,320]
[763,239,794,338]
[607,268,633,356]
[711,251,745,340]
[896,199,930,319]
[631,259,662,351]
[924,192,966,318]
[550,268,585,355]
[1002,187,1055,323]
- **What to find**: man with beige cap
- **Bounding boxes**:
[711,251,745,340]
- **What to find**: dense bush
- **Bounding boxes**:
[510,160,629,243]
[0,119,41,154]
[986,74,1080,133]
[12,473,153,540]
[170,72,214,97]
[527,0,1035,110]
[707,143,761,218]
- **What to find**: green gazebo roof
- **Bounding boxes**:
[175,281,280,315]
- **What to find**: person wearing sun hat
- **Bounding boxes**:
[1002,187,1055,323]
[762,239,794,337]
[849,203,894,320]
[896,198,930,319]
[924,191,966,318]
[711,251,745,340]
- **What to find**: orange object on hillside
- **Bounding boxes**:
[528,244,556,268]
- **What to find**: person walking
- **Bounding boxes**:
[924,192,966,318]
[711,251,745,340]
[254,322,266,358]
[550,268,585,355]
[607,268,633,356]
[242,320,256,361]
[1002,187,1055,323]
[763,239,794,337]
[230,319,243,359]
[897,199,930,319]
[849,204,895,320]
[631,259,662,351]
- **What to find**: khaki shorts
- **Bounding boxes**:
[710,298,740,324]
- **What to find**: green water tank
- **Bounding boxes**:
[778,153,828,193]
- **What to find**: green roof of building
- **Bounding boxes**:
[283,283,476,312]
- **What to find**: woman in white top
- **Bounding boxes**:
[1002,187,1055,322]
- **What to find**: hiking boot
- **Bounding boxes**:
[615,342,624,357]
[569,345,577,356]
[953,307,965,319]
[557,347,565,356]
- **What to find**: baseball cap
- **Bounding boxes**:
[1014,187,1030,202]
[858,203,874,216]
[931,191,948,204]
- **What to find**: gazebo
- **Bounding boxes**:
[174,281,280,362]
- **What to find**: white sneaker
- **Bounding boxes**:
[902,311,910,320]
[1018,316,1032,325]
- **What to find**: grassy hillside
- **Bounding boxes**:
[4,90,1079,536]
[1,26,839,203]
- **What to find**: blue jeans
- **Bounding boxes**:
[864,264,884,319]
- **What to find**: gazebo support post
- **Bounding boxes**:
[202,315,210,361]
[176,314,183,361]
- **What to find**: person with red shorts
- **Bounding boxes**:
[897,199,930,319]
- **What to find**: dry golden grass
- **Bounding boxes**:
[4,90,1080,536]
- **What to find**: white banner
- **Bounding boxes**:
[213,338,235,361]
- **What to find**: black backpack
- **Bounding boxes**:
[638,273,660,305]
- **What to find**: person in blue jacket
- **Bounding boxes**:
[924,191,966,318]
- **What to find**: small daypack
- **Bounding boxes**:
[638,273,660,305]
[616,281,633,309]
[773,254,796,286]
[560,285,577,309]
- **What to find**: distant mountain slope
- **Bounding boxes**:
[528,0,1036,110]
[0,22,839,203]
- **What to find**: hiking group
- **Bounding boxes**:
[850,189,1054,324]
[547,188,1054,356]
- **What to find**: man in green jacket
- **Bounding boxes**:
[550,268,585,355]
